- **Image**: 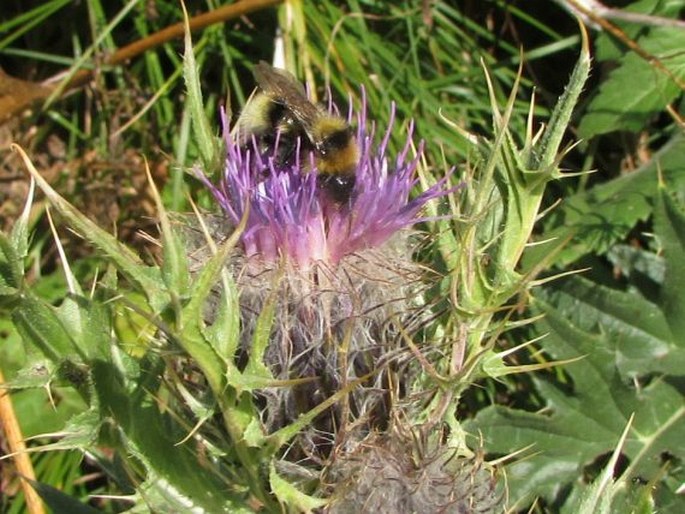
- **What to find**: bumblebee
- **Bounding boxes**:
[235,61,359,203]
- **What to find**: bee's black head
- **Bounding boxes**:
[267,102,287,126]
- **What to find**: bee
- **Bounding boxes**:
[235,61,359,203]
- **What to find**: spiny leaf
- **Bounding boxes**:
[537,275,683,378]
[534,20,591,169]
[572,415,634,514]
[270,462,328,512]
[0,232,23,296]
[182,2,219,172]
[523,134,685,269]
[146,159,190,298]
[90,359,251,513]
[466,275,685,507]
[11,144,169,311]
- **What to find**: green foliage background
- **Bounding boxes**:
[1,1,683,513]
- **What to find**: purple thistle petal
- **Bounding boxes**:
[196,93,459,269]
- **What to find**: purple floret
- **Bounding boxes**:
[197,93,457,269]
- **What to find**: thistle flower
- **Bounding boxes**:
[196,91,457,459]
[198,95,454,270]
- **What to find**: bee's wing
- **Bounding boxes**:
[254,62,307,97]
[253,61,320,132]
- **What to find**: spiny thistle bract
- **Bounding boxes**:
[195,95,458,461]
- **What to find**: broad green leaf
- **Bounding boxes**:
[2,387,87,438]
[579,26,685,138]
[466,277,685,508]
[4,361,52,390]
[594,0,685,62]
[1,314,89,437]
[11,287,111,369]
[606,244,664,284]
[135,478,254,514]
[57,294,111,361]
[0,317,28,377]
[538,276,684,378]
[35,408,101,452]
[568,415,634,514]
[655,185,685,337]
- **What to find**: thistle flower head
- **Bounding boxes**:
[193,89,459,458]
[198,93,454,269]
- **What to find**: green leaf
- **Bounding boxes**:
[182,4,218,172]
[145,160,191,299]
[28,479,102,514]
[202,273,240,364]
[0,232,23,296]
[90,358,252,513]
[570,415,634,514]
[466,276,685,508]
[161,227,191,298]
[606,244,664,284]
[12,145,169,312]
[537,276,684,378]
[182,216,246,394]
[135,479,253,514]
[655,185,685,337]
[523,134,685,269]
[36,408,101,452]
[578,26,685,138]
[2,383,87,438]
[11,287,112,374]
[270,461,328,512]
[243,416,266,447]
[57,294,111,361]
[4,361,52,389]
[181,238,237,395]
[244,286,277,379]
[12,293,82,362]
[5,172,33,282]
[594,0,685,62]
[534,21,590,170]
